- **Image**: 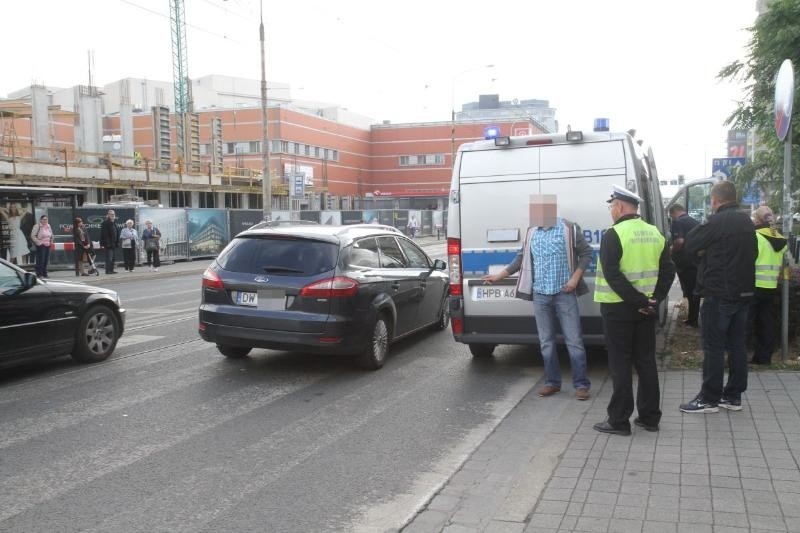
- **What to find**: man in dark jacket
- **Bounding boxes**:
[669,204,700,327]
[483,194,593,400]
[99,210,119,274]
[680,181,757,413]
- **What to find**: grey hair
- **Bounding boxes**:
[126,219,134,226]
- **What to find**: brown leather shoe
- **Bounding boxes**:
[538,385,561,397]
[575,388,590,401]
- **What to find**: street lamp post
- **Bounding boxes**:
[259,0,271,220]
[450,64,494,166]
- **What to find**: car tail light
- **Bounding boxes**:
[198,322,206,332]
[447,238,463,297]
[202,267,224,290]
[300,277,359,298]
[451,317,463,335]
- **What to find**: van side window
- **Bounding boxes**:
[377,236,408,268]
[687,183,713,223]
[347,238,380,269]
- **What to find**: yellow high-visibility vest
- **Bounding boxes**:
[594,218,664,303]
[755,228,786,289]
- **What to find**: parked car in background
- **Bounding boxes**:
[0,258,125,369]
[198,224,449,369]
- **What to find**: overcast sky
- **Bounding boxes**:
[3,0,757,180]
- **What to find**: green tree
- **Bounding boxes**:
[718,0,800,211]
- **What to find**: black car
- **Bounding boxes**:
[199,224,449,369]
[0,258,125,370]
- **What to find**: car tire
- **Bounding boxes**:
[72,304,120,363]
[217,344,251,358]
[357,314,390,370]
[432,301,449,331]
[468,343,495,358]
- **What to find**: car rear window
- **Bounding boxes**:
[216,236,338,275]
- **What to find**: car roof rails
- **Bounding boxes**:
[336,223,402,235]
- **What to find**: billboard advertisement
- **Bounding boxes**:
[229,210,264,238]
[187,209,229,258]
[138,208,188,261]
[0,200,36,265]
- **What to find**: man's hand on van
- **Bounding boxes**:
[482,272,504,284]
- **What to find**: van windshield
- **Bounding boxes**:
[216,236,338,276]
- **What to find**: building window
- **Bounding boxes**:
[199,192,216,208]
[271,140,282,153]
[399,154,445,166]
[224,193,242,208]
[287,142,295,154]
[170,190,190,207]
[314,147,321,158]
[225,141,260,155]
[248,193,263,210]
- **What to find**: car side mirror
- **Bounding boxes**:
[22,272,37,290]
[433,259,447,270]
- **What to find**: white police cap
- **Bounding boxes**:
[607,184,643,206]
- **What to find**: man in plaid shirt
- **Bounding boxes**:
[483,194,593,400]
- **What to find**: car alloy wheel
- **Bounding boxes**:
[357,315,389,370]
[73,305,120,363]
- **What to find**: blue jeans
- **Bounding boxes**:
[533,291,590,390]
[35,244,51,277]
[700,296,749,402]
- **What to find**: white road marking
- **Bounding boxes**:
[124,289,199,303]
[115,334,164,348]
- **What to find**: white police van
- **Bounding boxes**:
[446,128,668,357]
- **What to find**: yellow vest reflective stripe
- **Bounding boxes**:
[594,218,665,303]
[755,229,786,289]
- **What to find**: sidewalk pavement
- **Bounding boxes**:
[44,234,446,286]
[402,305,800,533]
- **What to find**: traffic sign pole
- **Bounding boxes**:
[782,131,791,361]
[774,59,794,362]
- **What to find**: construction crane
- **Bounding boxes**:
[169,0,193,168]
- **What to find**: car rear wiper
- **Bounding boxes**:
[261,265,305,273]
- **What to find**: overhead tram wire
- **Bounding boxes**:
[117,0,248,44]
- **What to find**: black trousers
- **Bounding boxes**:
[122,247,136,271]
[601,304,661,429]
[676,266,700,326]
[104,247,116,273]
[748,289,778,364]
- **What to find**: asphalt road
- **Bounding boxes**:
[0,243,586,532]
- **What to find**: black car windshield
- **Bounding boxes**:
[216,236,338,276]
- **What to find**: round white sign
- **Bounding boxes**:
[775,59,795,141]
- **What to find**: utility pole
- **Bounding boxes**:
[260,0,271,220]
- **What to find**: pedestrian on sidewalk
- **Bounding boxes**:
[668,203,700,327]
[72,217,92,276]
[407,215,419,239]
[593,185,674,435]
[142,219,162,272]
[30,214,53,278]
[483,194,592,400]
[748,206,786,365]
[119,219,138,272]
[680,181,757,414]
[100,210,119,274]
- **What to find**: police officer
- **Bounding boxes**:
[593,185,675,435]
[749,206,787,365]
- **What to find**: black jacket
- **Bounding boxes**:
[100,218,119,249]
[685,203,757,301]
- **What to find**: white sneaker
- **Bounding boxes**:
[154,268,159,272]
[148,266,153,271]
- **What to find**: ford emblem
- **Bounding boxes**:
[254,275,269,283]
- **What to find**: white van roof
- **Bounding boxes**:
[458,131,632,153]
